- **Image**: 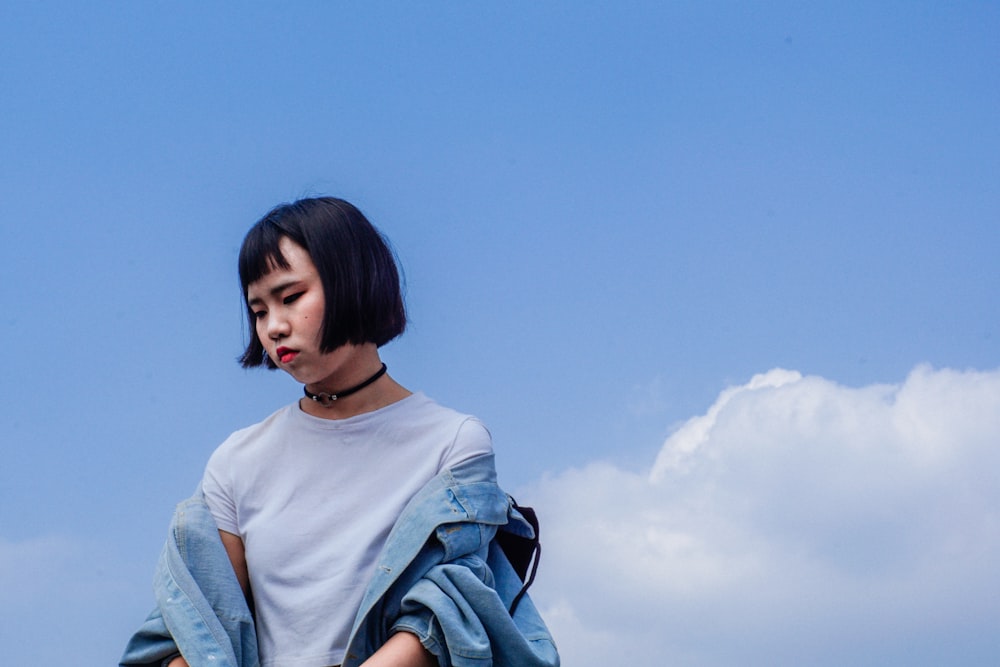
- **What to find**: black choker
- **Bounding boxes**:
[304,363,388,407]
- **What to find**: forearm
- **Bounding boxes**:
[359,631,436,667]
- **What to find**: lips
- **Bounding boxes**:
[275,346,298,364]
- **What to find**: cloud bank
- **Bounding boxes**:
[526,365,1000,666]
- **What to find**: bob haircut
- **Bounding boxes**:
[238,197,406,369]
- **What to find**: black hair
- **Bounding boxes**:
[238,197,406,368]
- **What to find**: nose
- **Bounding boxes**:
[265,310,291,340]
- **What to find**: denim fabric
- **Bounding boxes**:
[120,496,258,667]
[120,454,558,667]
[343,455,559,667]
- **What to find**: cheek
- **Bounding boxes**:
[304,299,325,326]
[254,320,268,343]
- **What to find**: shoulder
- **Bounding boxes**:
[454,416,492,452]
[413,394,490,441]
[407,394,495,467]
[379,393,495,466]
[399,393,487,430]
[206,403,296,465]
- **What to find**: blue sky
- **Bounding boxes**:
[1,2,998,665]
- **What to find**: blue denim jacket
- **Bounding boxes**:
[120,454,559,667]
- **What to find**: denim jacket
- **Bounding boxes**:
[120,454,559,667]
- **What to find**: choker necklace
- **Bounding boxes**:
[304,363,388,407]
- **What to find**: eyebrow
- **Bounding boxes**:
[247,280,304,307]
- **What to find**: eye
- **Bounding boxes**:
[283,292,304,305]
[252,309,267,321]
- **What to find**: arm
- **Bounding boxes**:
[360,631,436,667]
[218,529,251,600]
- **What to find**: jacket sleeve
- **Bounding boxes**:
[119,495,258,667]
[118,605,181,667]
[391,524,560,667]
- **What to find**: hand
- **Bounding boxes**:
[166,657,189,667]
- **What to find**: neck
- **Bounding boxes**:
[300,364,411,420]
[304,363,387,406]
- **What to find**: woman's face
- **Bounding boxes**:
[246,236,363,389]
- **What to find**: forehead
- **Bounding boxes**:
[246,237,319,299]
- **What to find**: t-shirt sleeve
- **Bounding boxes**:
[440,417,495,471]
[201,445,240,536]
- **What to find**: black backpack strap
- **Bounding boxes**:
[496,496,541,616]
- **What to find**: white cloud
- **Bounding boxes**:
[524,365,1000,666]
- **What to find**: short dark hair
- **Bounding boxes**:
[238,197,406,368]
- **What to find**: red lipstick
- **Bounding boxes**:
[275,346,298,364]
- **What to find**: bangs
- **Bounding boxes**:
[238,219,294,293]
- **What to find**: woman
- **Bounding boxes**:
[120,197,558,667]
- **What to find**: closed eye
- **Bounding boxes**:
[283,292,304,305]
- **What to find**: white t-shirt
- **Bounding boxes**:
[201,392,493,667]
